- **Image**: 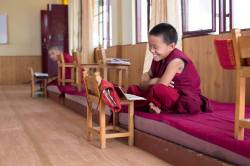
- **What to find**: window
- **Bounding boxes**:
[232,0,250,30]
[136,0,151,43]
[181,0,233,36]
[93,0,112,48]
[181,0,216,36]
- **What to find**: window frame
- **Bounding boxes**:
[219,0,232,33]
[181,0,216,37]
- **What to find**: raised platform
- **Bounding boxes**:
[47,87,234,166]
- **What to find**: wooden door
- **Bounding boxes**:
[41,4,69,76]
[41,10,49,74]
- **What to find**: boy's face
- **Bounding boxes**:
[48,49,61,61]
[148,35,176,61]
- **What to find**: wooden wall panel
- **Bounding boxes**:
[106,43,147,87]
[0,56,41,85]
[120,43,147,85]
[183,30,250,103]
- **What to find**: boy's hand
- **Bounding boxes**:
[168,81,175,88]
[141,72,151,82]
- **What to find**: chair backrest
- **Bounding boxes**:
[214,29,250,70]
[57,53,65,65]
[94,46,107,64]
[72,51,82,65]
[83,71,102,103]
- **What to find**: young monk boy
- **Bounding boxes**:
[128,23,211,114]
[48,46,74,83]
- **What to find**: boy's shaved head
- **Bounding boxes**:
[49,46,62,52]
[48,46,62,62]
[149,23,178,44]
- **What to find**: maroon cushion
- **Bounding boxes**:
[214,39,236,69]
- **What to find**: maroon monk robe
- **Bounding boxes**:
[63,53,74,79]
[128,48,211,114]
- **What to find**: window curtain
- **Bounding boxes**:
[69,0,82,53]
[142,0,182,73]
[143,0,168,73]
[167,0,182,50]
[82,0,95,63]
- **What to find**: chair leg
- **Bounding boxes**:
[62,67,65,86]
[234,75,246,140]
[58,66,61,85]
[76,67,81,91]
[31,77,36,97]
[128,101,134,146]
[86,103,93,141]
[99,102,106,149]
[113,112,116,130]
[71,67,74,86]
[31,82,34,97]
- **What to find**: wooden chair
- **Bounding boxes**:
[81,46,130,90]
[72,50,83,91]
[83,71,134,149]
[29,67,47,97]
[214,29,250,140]
[57,53,77,86]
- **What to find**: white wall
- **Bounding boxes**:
[0,0,60,56]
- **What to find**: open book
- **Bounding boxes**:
[114,86,146,101]
[106,58,131,65]
[34,72,49,77]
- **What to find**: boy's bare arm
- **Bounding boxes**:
[159,58,185,87]
[140,70,160,89]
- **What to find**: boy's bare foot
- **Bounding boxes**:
[149,102,161,114]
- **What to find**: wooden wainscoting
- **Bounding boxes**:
[183,30,250,103]
[106,43,147,87]
[120,43,147,85]
[0,56,41,85]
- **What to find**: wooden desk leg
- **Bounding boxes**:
[70,68,75,86]
[125,68,129,90]
[234,75,246,140]
[118,69,123,87]
[128,101,134,146]
[113,112,116,130]
[31,79,35,97]
[86,103,93,141]
[57,66,61,85]
[76,67,81,91]
[100,103,106,149]
[44,79,48,97]
[103,68,108,80]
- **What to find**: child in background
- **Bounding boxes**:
[48,46,74,83]
[128,23,211,114]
